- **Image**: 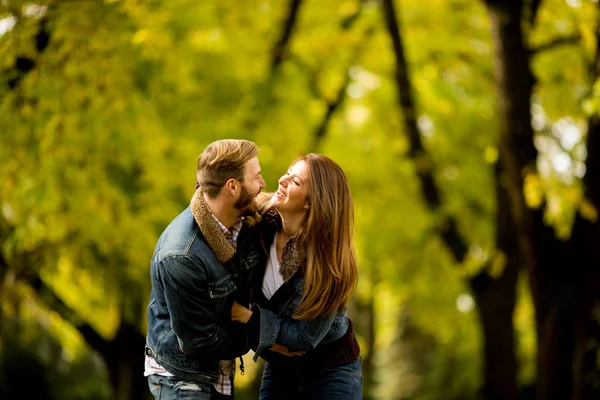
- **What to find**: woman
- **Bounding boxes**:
[232,153,362,400]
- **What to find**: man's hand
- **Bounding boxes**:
[269,343,305,357]
[231,301,253,324]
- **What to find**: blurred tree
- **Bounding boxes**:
[482,0,600,399]
[3,0,599,399]
[381,0,518,398]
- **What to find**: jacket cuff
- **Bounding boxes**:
[250,304,280,362]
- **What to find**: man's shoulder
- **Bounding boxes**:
[154,207,211,262]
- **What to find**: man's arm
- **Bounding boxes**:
[158,255,249,359]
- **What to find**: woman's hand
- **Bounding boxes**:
[231,301,253,324]
[231,302,305,356]
[269,343,305,357]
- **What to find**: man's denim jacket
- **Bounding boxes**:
[250,208,349,363]
[145,190,261,384]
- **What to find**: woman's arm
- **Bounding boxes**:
[261,305,338,352]
[232,302,304,357]
[233,301,337,360]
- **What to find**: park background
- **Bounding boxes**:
[1,0,600,399]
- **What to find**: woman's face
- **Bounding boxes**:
[271,160,310,214]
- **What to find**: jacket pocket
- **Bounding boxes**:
[208,275,236,314]
[243,250,261,270]
[208,274,237,298]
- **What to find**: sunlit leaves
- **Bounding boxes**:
[2,0,599,397]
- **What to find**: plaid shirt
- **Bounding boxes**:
[211,213,244,397]
[144,212,244,397]
[212,214,244,250]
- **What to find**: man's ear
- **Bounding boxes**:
[225,178,238,195]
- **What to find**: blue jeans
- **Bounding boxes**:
[147,375,231,400]
[259,357,362,400]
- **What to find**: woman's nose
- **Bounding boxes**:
[278,176,288,187]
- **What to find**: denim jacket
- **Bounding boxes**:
[250,208,349,363]
[145,190,261,383]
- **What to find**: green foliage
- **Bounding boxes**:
[1,0,596,398]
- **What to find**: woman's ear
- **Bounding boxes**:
[304,203,310,210]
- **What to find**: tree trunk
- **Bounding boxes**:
[105,322,148,400]
[531,209,589,400]
[484,2,572,398]
[24,271,148,400]
[571,31,600,397]
[382,1,519,397]
[484,1,600,399]
[471,161,519,400]
[354,294,376,400]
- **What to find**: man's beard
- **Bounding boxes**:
[234,183,258,216]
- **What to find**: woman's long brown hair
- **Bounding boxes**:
[293,154,358,320]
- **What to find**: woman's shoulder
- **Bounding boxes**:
[255,192,274,214]
[243,193,276,227]
[255,193,281,226]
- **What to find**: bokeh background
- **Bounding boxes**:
[1,0,600,399]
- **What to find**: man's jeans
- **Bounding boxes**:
[147,375,231,400]
[259,357,362,400]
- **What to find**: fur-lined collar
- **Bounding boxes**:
[190,189,261,263]
[261,207,306,282]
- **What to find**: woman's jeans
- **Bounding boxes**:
[260,357,362,400]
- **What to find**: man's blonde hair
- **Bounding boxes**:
[196,139,259,198]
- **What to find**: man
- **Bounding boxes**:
[145,139,266,399]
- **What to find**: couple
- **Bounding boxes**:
[144,139,362,399]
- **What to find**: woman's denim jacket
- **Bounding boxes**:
[250,208,349,363]
[145,190,261,383]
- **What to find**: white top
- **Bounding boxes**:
[262,232,285,300]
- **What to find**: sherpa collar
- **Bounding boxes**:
[261,207,306,282]
[190,189,260,263]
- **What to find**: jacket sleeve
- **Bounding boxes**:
[157,255,249,359]
[250,303,337,360]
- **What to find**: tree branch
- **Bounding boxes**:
[270,0,303,76]
[19,271,110,356]
[530,34,580,56]
[529,0,544,26]
[280,1,369,152]
[381,0,469,262]
[242,0,304,133]
[309,26,375,152]
[6,15,50,90]
[287,55,323,99]
[341,0,364,29]
[310,77,350,153]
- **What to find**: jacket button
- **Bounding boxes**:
[146,348,152,356]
